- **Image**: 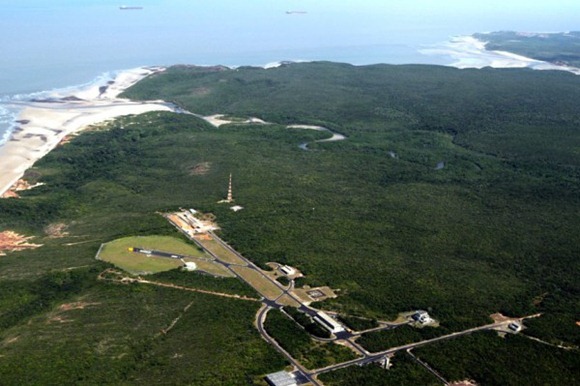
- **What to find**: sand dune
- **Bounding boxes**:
[0,67,176,197]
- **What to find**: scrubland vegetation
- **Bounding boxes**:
[0,62,578,384]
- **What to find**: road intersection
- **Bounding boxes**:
[165,210,532,385]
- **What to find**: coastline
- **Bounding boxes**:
[420,35,580,75]
[0,67,177,197]
[2,40,578,198]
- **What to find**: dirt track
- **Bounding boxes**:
[98,269,260,302]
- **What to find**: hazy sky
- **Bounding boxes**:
[3,1,578,47]
[1,0,578,93]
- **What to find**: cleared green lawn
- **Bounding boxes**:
[230,265,283,300]
[196,238,248,266]
[98,235,208,274]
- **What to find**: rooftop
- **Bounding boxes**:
[265,371,297,386]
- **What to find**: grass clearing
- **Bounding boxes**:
[196,237,247,265]
[98,235,209,274]
[230,266,284,300]
[185,258,235,277]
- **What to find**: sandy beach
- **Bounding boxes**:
[420,35,580,75]
[0,67,177,197]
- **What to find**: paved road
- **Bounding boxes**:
[169,221,318,383]
[256,305,322,386]
[311,321,511,375]
[406,349,449,385]
[131,247,212,261]
[167,214,527,383]
[209,231,309,308]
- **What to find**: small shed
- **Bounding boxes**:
[265,371,297,386]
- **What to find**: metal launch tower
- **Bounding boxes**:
[226,173,233,203]
[218,173,234,203]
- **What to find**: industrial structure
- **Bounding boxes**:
[313,311,345,334]
[280,265,296,276]
[166,209,219,237]
[265,371,297,386]
[411,310,433,324]
[218,174,234,203]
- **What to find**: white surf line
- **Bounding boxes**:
[420,35,580,75]
[0,67,179,197]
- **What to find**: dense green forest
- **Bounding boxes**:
[319,352,439,386]
[336,314,378,331]
[0,62,578,384]
[0,279,284,384]
[415,331,579,385]
[357,325,449,353]
[474,31,580,67]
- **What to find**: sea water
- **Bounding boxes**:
[1,0,578,143]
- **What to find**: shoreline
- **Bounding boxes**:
[0,67,177,197]
[420,35,580,75]
[2,43,578,197]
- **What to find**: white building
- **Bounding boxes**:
[265,371,297,386]
[314,311,345,334]
[280,265,296,276]
[412,310,433,324]
[183,262,197,271]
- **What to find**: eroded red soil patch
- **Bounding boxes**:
[58,135,74,146]
[0,231,42,255]
[1,179,44,198]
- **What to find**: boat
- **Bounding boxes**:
[119,6,143,10]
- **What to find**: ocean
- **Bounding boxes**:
[1,0,578,143]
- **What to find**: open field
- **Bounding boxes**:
[187,258,235,277]
[195,237,248,266]
[97,235,209,274]
[230,266,284,300]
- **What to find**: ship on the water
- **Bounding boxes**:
[119,6,143,10]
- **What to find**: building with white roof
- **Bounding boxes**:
[265,371,297,386]
[313,311,345,334]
